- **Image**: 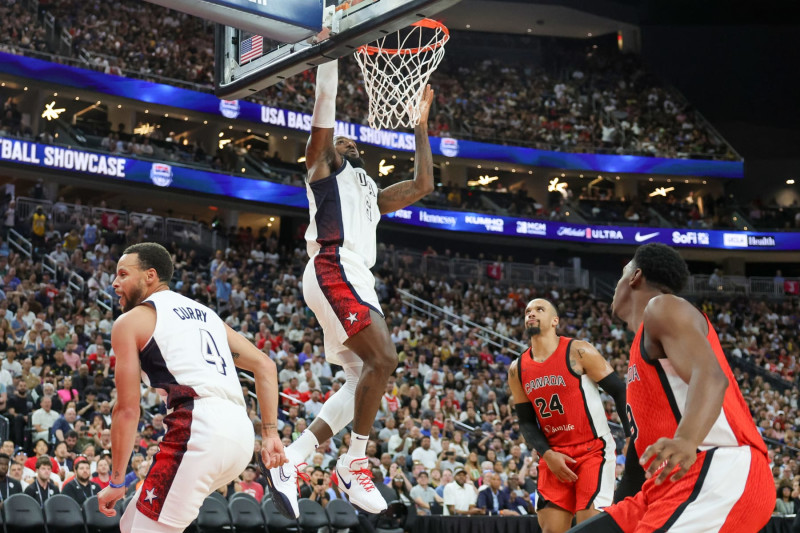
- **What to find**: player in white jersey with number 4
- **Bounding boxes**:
[97,243,287,533]
[267,59,435,518]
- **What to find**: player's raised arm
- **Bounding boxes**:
[224,324,287,469]
[508,359,577,483]
[306,60,342,183]
[377,85,435,214]
[569,340,630,437]
[638,295,728,484]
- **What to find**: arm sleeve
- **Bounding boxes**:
[312,60,337,128]
[597,372,631,437]
[515,402,551,455]
[613,440,646,502]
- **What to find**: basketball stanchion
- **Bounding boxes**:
[354,18,449,130]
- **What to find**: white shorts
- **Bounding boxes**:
[127,397,253,529]
[303,247,382,367]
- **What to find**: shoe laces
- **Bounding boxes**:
[296,462,311,491]
[349,462,376,492]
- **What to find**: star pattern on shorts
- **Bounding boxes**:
[144,488,158,504]
[346,312,358,324]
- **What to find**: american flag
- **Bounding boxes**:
[240,35,263,64]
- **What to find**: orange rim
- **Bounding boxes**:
[357,18,449,56]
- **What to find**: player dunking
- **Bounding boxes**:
[508,298,629,533]
[570,243,774,533]
[267,59,434,518]
[97,243,286,533]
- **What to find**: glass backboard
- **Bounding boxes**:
[214,0,461,100]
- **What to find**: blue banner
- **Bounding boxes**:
[0,138,793,251]
[384,206,800,251]
[0,138,308,208]
[0,52,744,178]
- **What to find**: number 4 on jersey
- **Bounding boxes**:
[200,329,227,375]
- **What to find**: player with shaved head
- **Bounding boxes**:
[265,57,436,519]
[508,298,629,533]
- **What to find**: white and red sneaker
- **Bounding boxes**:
[262,456,309,520]
[331,454,387,514]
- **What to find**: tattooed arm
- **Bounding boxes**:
[99,306,149,516]
[569,340,630,435]
[377,86,435,214]
[224,324,286,468]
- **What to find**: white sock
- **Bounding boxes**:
[348,431,369,458]
[288,430,319,464]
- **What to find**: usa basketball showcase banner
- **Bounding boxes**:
[1,138,795,251]
[0,52,743,179]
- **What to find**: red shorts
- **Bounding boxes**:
[605,446,774,533]
[537,434,616,515]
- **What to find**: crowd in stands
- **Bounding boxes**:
[3,0,737,160]
[0,188,797,517]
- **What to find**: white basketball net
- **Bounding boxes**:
[354,19,449,130]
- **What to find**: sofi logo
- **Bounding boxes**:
[219,100,240,119]
[150,163,173,187]
[672,231,710,245]
[440,137,459,157]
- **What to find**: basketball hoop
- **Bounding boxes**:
[354,18,449,130]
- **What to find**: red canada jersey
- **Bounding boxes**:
[626,314,767,459]
[518,336,610,448]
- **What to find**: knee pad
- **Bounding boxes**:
[316,362,361,434]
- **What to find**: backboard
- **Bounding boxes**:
[214,0,461,100]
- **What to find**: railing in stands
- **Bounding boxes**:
[397,288,526,352]
[13,197,52,227]
[377,249,588,289]
[7,229,32,258]
[685,275,797,299]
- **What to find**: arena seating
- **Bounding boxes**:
[2,0,737,160]
[0,196,797,526]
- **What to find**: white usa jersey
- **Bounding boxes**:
[140,291,246,410]
[305,160,380,268]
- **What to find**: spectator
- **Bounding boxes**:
[23,455,59,505]
[52,407,78,442]
[238,464,265,502]
[443,467,480,516]
[409,470,442,515]
[31,395,59,443]
[476,472,517,516]
[60,456,101,505]
[0,452,22,500]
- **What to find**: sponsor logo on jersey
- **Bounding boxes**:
[219,99,240,119]
[150,163,173,187]
[544,423,575,434]
[524,375,566,394]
